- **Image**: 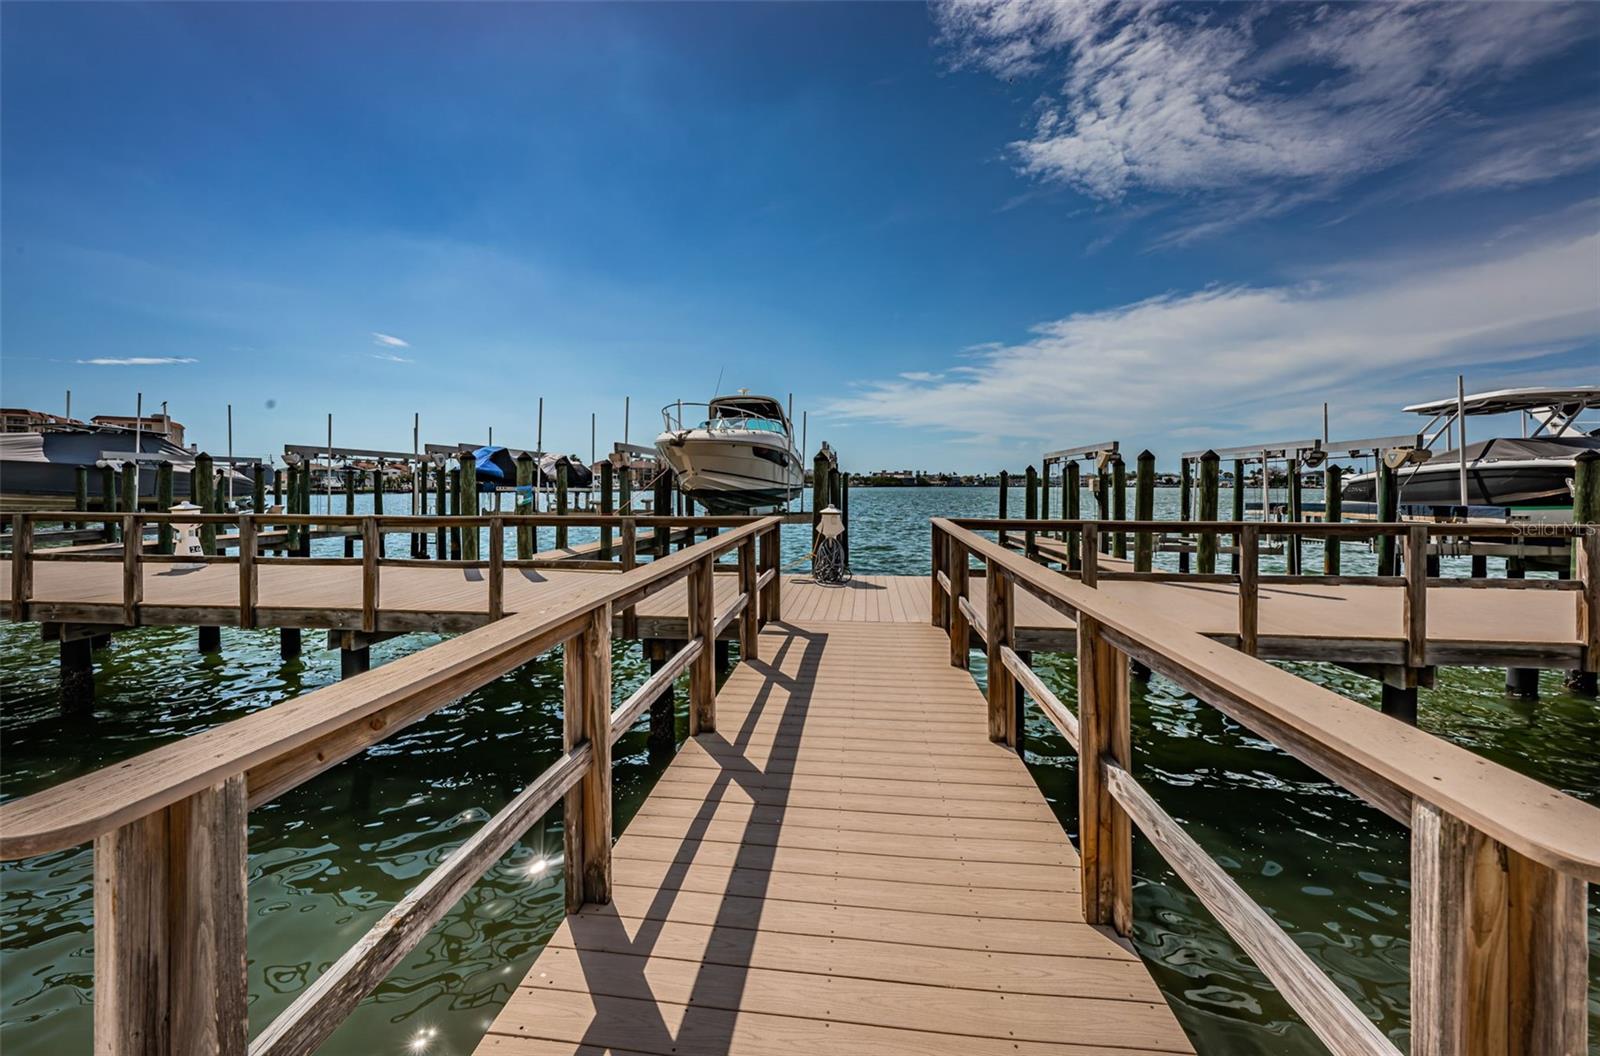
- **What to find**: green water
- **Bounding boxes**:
[1,488,1596,1055]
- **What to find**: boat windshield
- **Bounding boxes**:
[698,417,786,434]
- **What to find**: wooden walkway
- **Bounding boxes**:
[476,616,1194,1055]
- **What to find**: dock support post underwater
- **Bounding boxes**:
[60,636,95,714]
[280,627,302,661]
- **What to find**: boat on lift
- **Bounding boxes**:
[654,392,803,513]
[1341,385,1600,518]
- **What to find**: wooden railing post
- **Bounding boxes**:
[984,562,1015,747]
[738,537,759,663]
[238,515,258,629]
[563,607,613,912]
[11,513,32,621]
[1077,614,1131,936]
[1081,521,1099,588]
[1404,525,1427,669]
[122,514,143,627]
[488,516,505,620]
[1238,523,1259,656]
[931,523,948,628]
[95,776,248,1056]
[1410,799,1587,1056]
[361,518,379,634]
[688,554,716,735]
[948,537,970,669]
[758,524,779,626]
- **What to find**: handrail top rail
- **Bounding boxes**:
[935,518,1600,881]
[8,511,769,528]
[948,516,1594,539]
[0,516,780,860]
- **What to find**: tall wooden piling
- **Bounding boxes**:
[1040,462,1051,520]
[343,469,357,557]
[449,467,462,560]
[554,461,569,550]
[1065,461,1082,573]
[157,462,175,554]
[1324,465,1342,574]
[1110,456,1127,560]
[1134,450,1155,573]
[1377,458,1398,576]
[654,472,672,558]
[1178,457,1191,573]
[273,468,283,507]
[515,453,535,559]
[371,466,387,559]
[435,461,449,559]
[251,463,266,514]
[297,460,312,556]
[1197,451,1219,574]
[460,458,478,561]
[195,454,216,555]
[1286,457,1303,575]
[74,466,89,514]
[1230,459,1245,574]
[812,450,832,543]
[284,462,300,552]
[599,461,614,560]
[99,463,117,542]
[839,471,850,564]
[1023,465,1038,556]
[997,470,1009,548]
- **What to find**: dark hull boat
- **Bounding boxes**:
[0,428,250,505]
[1342,436,1600,510]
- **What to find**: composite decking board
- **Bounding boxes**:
[477,620,1193,1055]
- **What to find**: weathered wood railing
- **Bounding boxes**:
[934,517,1598,672]
[0,515,781,1056]
[932,517,1599,1056]
[5,511,782,635]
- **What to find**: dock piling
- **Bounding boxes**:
[1197,451,1219,574]
[1177,457,1191,573]
[1023,465,1037,556]
[1111,456,1127,560]
[599,462,614,560]
[1065,461,1081,572]
[1134,450,1155,573]
[99,463,117,542]
[157,462,175,554]
[1324,465,1342,574]
[554,461,568,550]
[1230,459,1245,574]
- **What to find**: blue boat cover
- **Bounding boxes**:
[472,447,517,490]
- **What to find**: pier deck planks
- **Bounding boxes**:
[476,618,1195,1056]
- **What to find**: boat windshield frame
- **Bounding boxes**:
[661,400,791,437]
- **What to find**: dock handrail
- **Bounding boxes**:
[0,515,782,1056]
[932,517,1597,1055]
[937,516,1599,669]
[5,511,778,628]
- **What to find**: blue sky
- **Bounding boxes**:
[3,1,1597,471]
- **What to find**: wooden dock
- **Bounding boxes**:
[0,510,1597,1056]
[478,619,1193,1055]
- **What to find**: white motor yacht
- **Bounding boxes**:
[654,392,804,513]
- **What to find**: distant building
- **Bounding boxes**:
[90,414,185,447]
[0,407,86,433]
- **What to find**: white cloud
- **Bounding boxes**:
[372,332,410,348]
[826,228,1600,450]
[370,351,413,364]
[935,1,1596,202]
[76,357,198,366]
[898,371,945,382]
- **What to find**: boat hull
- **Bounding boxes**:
[655,431,803,513]
[1342,460,1576,509]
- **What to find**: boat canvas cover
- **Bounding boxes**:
[471,446,518,489]
[1424,435,1600,467]
[538,454,594,488]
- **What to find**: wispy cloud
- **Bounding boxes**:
[370,351,413,364]
[826,227,1600,452]
[898,371,944,382]
[372,332,410,348]
[76,356,199,366]
[934,1,1598,226]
